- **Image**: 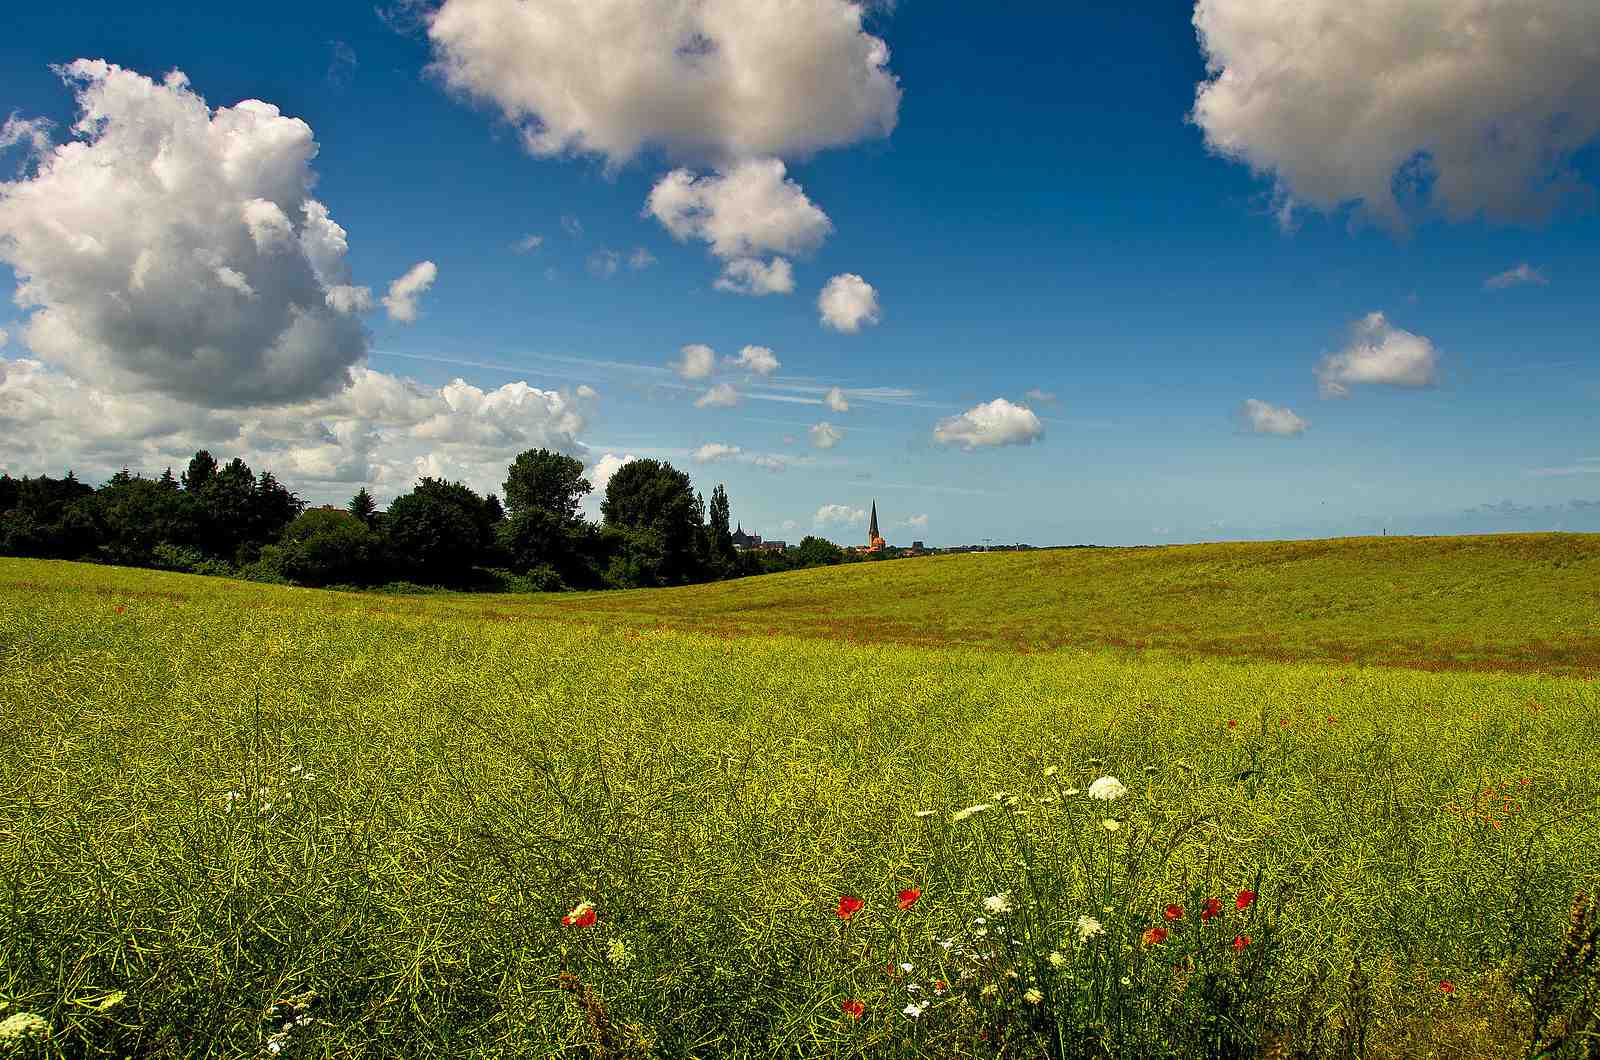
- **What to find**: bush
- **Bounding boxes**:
[275,509,380,587]
[151,543,208,573]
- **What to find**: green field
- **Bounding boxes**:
[2,536,1598,1057]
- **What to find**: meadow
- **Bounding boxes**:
[1,535,1597,1057]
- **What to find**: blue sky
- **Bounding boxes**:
[1,0,1597,546]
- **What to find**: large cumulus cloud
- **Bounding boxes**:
[1192,0,1600,228]
[0,60,387,407]
[425,0,900,167]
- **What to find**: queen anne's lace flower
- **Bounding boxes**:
[1076,915,1105,942]
[982,892,1015,914]
[950,803,994,822]
[1087,776,1128,801]
[0,1013,50,1043]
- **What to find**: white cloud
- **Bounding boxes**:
[382,260,438,323]
[781,518,800,531]
[425,0,900,166]
[673,343,717,379]
[1315,311,1439,398]
[513,233,544,253]
[814,503,866,526]
[0,328,8,348]
[1191,0,1600,229]
[933,398,1043,450]
[1240,398,1308,436]
[693,442,742,463]
[819,273,881,332]
[900,513,928,529]
[809,421,843,449]
[713,256,795,296]
[587,250,621,278]
[1025,387,1057,404]
[628,247,657,270]
[1484,263,1548,290]
[825,386,850,412]
[0,358,590,503]
[575,384,598,399]
[0,115,53,158]
[729,344,780,376]
[560,214,583,237]
[750,454,787,471]
[589,452,637,494]
[0,60,380,408]
[694,382,740,408]
[647,159,831,260]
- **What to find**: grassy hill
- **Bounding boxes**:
[513,533,1600,674]
[2,538,1597,1056]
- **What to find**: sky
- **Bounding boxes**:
[1,0,1598,547]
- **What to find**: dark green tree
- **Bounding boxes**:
[347,487,378,527]
[382,477,497,584]
[600,459,705,584]
[496,449,592,580]
[502,449,590,522]
[795,535,846,568]
[708,484,735,574]
[275,507,380,587]
[181,450,219,493]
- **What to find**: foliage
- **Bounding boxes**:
[797,534,847,568]
[275,508,382,588]
[600,458,705,584]
[708,483,736,574]
[382,477,498,585]
[502,449,590,524]
[347,488,378,528]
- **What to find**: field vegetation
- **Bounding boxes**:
[1,538,1597,1057]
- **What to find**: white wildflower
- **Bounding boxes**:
[982,892,1015,915]
[0,1012,49,1042]
[1087,776,1128,801]
[1023,987,1044,1004]
[1143,765,1158,774]
[1049,950,1067,968]
[1102,819,1121,832]
[903,1000,928,1018]
[1043,765,1059,777]
[1076,915,1105,942]
[951,803,994,823]
[1063,788,1081,797]
[289,764,303,774]
[900,962,914,973]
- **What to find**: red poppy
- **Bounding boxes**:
[114,605,126,614]
[841,998,864,1020]
[897,888,922,911]
[1227,719,1238,729]
[1232,934,1251,952]
[1438,980,1455,994]
[561,902,597,928]
[1326,715,1336,724]
[1141,926,1169,946]
[1201,898,1223,922]
[837,896,864,920]
[1163,904,1183,921]
[933,980,948,995]
[1279,718,1289,728]
[1235,890,1256,911]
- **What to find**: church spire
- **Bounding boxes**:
[868,500,879,542]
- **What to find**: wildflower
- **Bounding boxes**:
[606,937,632,969]
[562,900,597,927]
[1049,950,1067,968]
[951,803,994,822]
[1227,719,1237,729]
[289,764,303,774]
[1438,980,1455,994]
[1201,898,1223,922]
[1143,764,1157,774]
[837,896,864,920]
[0,1013,50,1042]
[1164,904,1183,921]
[1102,819,1121,832]
[933,980,948,994]
[897,888,922,911]
[1087,776,1127,801]
[1141,926,1169,946]
[980,984,998,998]
[114,605,125,615]
[1063,788,1081,796]
[903,1001,928,1019]
[1023,987,1044,1004]
[982,892,1014,915]
[1235,890,1256,911]
[913,809,936,818]
[1232,934,1251,952]
[1043,765,1059,777]
[841,998,864,1020]
[899,962,915,973]
[1076,915,1105,942]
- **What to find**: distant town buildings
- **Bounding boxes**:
[731,524,785,552]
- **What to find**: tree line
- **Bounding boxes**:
[0,449,858,591]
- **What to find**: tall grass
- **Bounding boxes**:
[0,558,1597,1056]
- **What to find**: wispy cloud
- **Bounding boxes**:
[1484,263,1548,290]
